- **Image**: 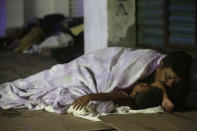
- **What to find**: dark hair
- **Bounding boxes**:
[134,87,163,109]
[162,51,193,79]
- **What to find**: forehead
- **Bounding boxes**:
[164,68,181,79]
[164,68,177,76]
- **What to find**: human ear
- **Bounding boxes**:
[159,60,163,67]
[156,60,163,72]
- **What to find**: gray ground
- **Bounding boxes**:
[0,49,115,131]
[0,49,58,83]
[0,49,197,131]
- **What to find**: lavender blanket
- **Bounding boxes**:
[0,47,165,113]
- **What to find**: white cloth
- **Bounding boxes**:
[39,32,73,49]
[65,103,164,121]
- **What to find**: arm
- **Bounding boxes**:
[72,91,129,110]
[151,81,174,112]
[151,81,168,99]
[130,83,151,98]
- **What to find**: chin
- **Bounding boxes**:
[165,84,171,88]
[162,81,170,87]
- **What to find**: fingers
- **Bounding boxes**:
[71,95,90,110]
[73,104,81,110]
[167,103,174,112]
[163,107,170,112]
[165,107,173,112]
[71,101,85,110]
[162,99,174,112]
[162,105,170,112]
[162,104,174,112]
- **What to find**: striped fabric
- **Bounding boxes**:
[169,0,195,46]
[137,0,163,47]
[137,0,196,48]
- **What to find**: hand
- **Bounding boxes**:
[130,83,150,98]
[151,81,165,89]
[162,98,174,112]
[71,95,91,110]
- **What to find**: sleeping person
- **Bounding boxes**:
[0,47,192,113]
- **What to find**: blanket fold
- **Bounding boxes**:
[67,102,165,121]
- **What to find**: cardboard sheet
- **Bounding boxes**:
[0,109,114,131]
[100,111,197,131]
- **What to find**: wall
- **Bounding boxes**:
[107,0,136,48]
[84,0,136,54]
[70,0,84,17]
[6,0,24,28]
[24,0,54,23]
[24,0,69,23]
[55,0,70,17]
[0,0,6,36]
[1,0,69,36]
[84,0,108,54]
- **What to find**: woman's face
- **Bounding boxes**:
[155,67,181,87]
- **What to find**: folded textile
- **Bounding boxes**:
[39,32,73,49]
[66,103,165,121]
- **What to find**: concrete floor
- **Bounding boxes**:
[1,49,197,131]
[0,49,58,83]
[0,49,115,131]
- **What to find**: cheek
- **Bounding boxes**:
[156,69,165,82]
[163,79,173,87]
[130,91,135,98]
[157,73,165,82]
[162,75,166,82]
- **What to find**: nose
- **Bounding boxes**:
[167,79,174,87]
